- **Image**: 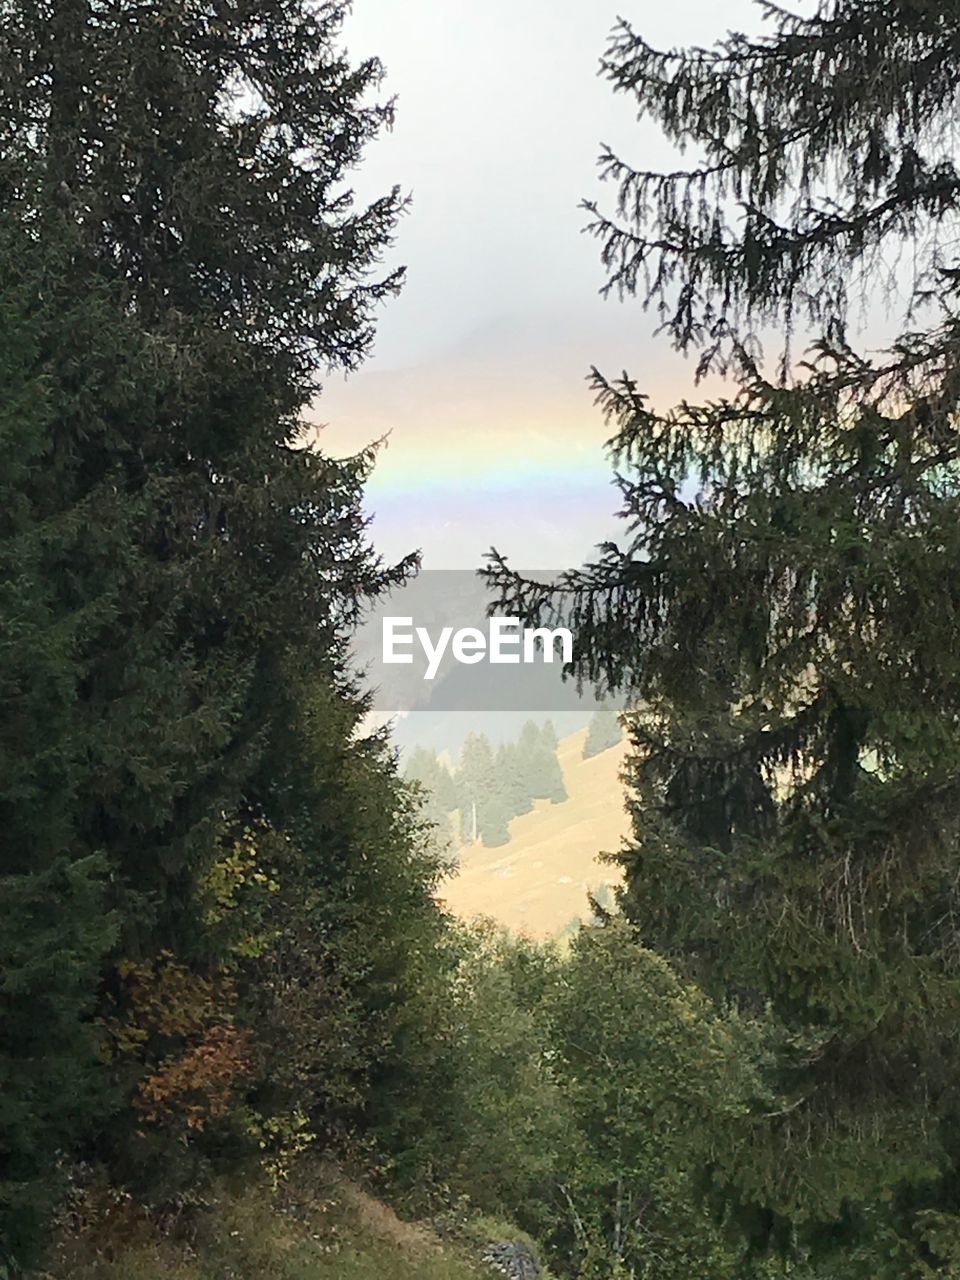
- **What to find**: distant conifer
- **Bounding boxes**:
[583,703,622,759]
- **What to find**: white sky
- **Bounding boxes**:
[341,0,760,370]
[322,1,769,570]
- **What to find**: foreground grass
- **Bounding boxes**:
[43,1169,488,1280]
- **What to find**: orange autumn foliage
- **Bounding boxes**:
[102,951,251,1134]
[134,1021,251,1131]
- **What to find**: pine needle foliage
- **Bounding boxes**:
[0,1,416,1265]
[487,2,960,1272]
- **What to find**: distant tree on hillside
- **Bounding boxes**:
[519,720,567,805]
[456,733,500,845]
[452,723,567,848]
[480,794,512,848]
[405,747,458,850]
[583,703,622,759]
[406,747,458,808]
[496,741,534,820]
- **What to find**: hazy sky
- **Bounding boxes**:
[339,0,758,369]
[316,0,761,568]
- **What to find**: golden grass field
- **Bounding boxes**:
[439,727,631,939]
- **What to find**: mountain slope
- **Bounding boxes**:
[440,727,630,938]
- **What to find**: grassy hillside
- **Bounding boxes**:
[42,1168,495,1280]
[440,727,630,938]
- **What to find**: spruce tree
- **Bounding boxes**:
[456,734,503,845]
[480,801,511,849]
[535,741,567,806]
[406,747,459,814]
[519,721,567,805]
[405,747,457,850]
[583,702,622,760]
[0,0,413,1243]
[495,741,535,820]
[0,225,121,1266]
[488,2,960,1272]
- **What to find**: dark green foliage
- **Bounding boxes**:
[28,0,960,1276]
[242,675,450,1154]
[0,0,410,964]
[0,227,130,1264]
[373,921,767,1280]
[452,724,566,847]
[546,921,765,1280]
[456,733,511,847]
[0,858,115,1262]
[2,0,404,382]
[582,704,622,760]
[518,721,566,805]
[371,925,575,1239]
[0,0,421,1261]
[405,748,458,851]
[582,0,960,375]
[494,743,533,823]
[486,2,960,1274]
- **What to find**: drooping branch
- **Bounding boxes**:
[587,2,960,365]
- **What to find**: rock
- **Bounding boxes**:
[480,1238,539,1279]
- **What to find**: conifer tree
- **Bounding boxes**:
[405,747,457,850]
[456,733,510,846]
[495,741,535,821]
[480,799,511,849]
[488,2,960,1272]
[6,0,411,951]
[583,702,622,760]
[519,721,567,805]
[406,747,458,814]
[0,225,122,1264]
[535,742,567,806]
[0,0,413,1251]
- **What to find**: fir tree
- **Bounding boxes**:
[495,741,535,821]
[519,721,567,805]
[456,733,509,846]
[583,702,622,760]
[0,0,413,1247]
[406,747,458,815]
[480,800,511,849]
[535,742,567,806]
[488,2,960,1272]
[405,747,457,850]
[0,226,121,1264]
